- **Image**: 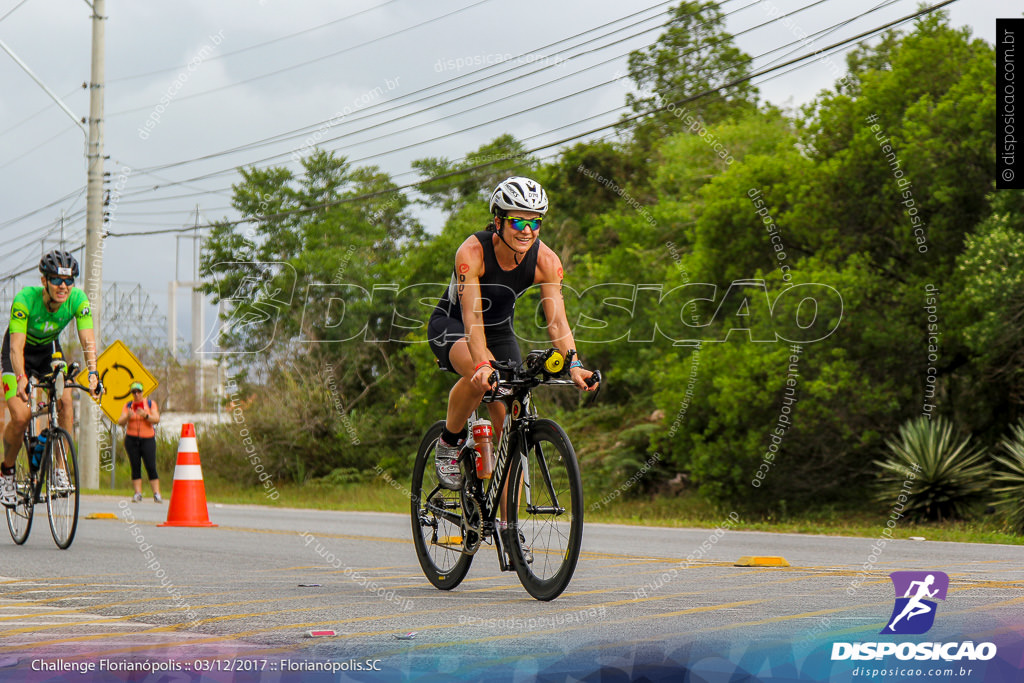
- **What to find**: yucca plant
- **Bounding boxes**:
[874,417,991,522]
[992,419,1024,532]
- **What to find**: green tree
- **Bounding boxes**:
[952,191,1024,408]
[794,12,995,276]
[624,1,758,148]
[412,134,536,215]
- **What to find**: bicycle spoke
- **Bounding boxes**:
[508,420,583,601]
[6,460,35,545]
[410,422,473,589]
[45,429,79,549]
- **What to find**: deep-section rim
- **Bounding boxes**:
[410,421,473,590]
[507,419,583,601]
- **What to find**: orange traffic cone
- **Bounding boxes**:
[159,423,217,527]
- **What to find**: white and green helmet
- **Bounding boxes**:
[489,176,548,216]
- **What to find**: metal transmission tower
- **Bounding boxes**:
[0,278,27,315]
[103,283,168,351]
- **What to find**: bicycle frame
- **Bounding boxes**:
[23,384,55,452]
[424,375,573,569]
[22,361,90,489]
[413,347,598,598]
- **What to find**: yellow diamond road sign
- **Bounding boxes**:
[76,340,158,423]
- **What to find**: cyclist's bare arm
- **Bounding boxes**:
[76,327,99,394]
[454,239,493,391]
[8,332,28,402]
[535,245,596,391]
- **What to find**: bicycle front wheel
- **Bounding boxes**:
[6,459,34,544]
[43,428,79,549]
[507,419,584,601]
[410,421,473,590]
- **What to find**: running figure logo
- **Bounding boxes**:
[881,571,949,635]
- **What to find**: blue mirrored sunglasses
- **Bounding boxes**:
[48,277,74,287]
[506,217,542,232]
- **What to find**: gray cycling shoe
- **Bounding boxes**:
[434,437,464,490]
[0,471,15,508]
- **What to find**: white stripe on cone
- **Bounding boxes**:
[178,437,198,453]
[172,464,204,480]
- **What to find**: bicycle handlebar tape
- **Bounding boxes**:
[158,423,217,527]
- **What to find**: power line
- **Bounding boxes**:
[0,185,86,233]
[116,0,809,198]
[0,218,74,272]
[123,0,682,173]
[279,0,832,166]
[112,0,899,204]
[93,0,751,215]
[0,121,82,171]
[0,85,83,142]
[105,0,960,239]
[106,0,402,84]
[8,0,944,240]
[0,0,31,24]
[106,0,500,117]
[756,0,899,70]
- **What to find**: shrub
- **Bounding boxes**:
[875,417,990,521]
[192,354,425,489]
[992,419,1024,532]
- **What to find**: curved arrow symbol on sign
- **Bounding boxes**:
[104,363,137,400]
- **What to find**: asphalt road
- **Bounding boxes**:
[0,495,1020,680]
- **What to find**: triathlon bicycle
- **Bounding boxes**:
[411,349,600,601]
[6,355,95,549]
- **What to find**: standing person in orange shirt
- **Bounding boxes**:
[118,381,162,502]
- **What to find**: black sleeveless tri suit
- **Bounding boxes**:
[428,230,540,372]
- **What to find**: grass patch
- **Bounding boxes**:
[585,496,1023,544]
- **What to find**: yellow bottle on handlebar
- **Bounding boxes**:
[544,351,564,374]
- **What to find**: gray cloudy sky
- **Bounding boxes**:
[0,0,1008,349]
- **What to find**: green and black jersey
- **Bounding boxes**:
[9,286,93,346]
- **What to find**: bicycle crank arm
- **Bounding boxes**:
[429,534,480,556]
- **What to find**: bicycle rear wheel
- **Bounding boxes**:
[507,419,583,601]
[44,428,79,549]
[410,421,473,590]
[6,459,35,544]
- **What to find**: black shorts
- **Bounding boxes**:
[1,329,62,380]
[124,435,158,481]
[427,315,521,375]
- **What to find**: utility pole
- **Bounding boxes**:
[80,0,105,490]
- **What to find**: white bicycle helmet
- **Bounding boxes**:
[488,176,548,216]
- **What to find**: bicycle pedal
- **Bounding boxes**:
[434,535,463,546]
[431,536,469,553]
